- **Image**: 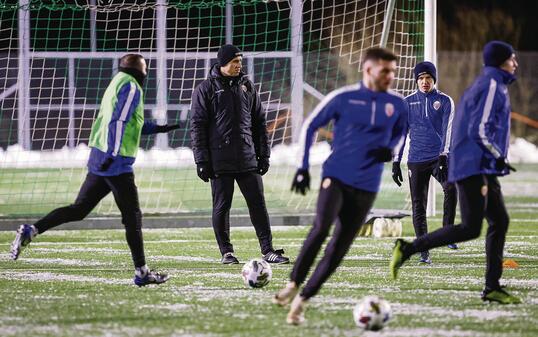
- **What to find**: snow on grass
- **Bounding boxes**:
[11,257,110,267]
[0,271,131,285]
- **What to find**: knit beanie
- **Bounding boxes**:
[483,40,514,67]
[414,61,437,83]
[217,44,243,66]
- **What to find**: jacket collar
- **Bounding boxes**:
[483,66,516,85]
[209,63,246,84]
[415,87,438,98]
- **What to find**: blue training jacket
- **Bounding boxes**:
[299,82,408,193]
[448,66,516,183]
[395,88,455,163]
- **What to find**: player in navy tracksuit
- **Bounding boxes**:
[273,48,408,325]
[392,61,458,264]
[390,41,521,304]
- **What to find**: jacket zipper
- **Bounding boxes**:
[370,98,376,125]
[425,97,428,117]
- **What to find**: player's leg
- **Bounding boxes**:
[300,182,375,299]
[211,174,237,263]
[408,160,434,263]
[106,173,168,286]
[236,171,288,263]
[481,176,520,304]
[10,173,110,260]
[274,177,343,308]
[286,179,375,324]
[432,164,459,249]
[391,174,486,279]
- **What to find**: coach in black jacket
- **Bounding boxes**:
[190,44,289,265]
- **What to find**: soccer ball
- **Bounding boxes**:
[353,295,392,331]
[241,259,272,288]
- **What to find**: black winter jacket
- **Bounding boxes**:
[190,64,270,174]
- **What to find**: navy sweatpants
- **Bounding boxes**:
[33,172,146,268]
[408,158,457,242]
[210,171,273,255]
[412,174,509,291]
[290,177,376,299]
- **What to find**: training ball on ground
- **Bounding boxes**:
[353,295,392,331]
[241,259,272,288]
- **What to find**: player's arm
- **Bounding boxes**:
[440,95,455,156]
[468,79,503,159]
[251,84,269,158]
[389,102,409,186]
[298,96,338,170]
[291,94,338,195]
[98,82,141,170]
[388,102,408,158]
[190,84,211,165]
[141,121,181,135]
[108,82,141,156]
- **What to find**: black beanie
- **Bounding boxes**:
[413,61,437,83]
[217,44,243,66]
[483,40,514,67]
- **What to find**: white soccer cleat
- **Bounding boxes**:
[10,224,37,260]
[272,281,299,306]
[286,294,308,325]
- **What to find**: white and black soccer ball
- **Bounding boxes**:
[241,259,272,288]
[353,295,392,331]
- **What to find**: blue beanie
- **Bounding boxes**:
[217,44,242,66]
[483,41,514,67]
[414,61,437,83]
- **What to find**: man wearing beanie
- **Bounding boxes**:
[392,61,459,264]
[190,44,289,265]
[391,40,521,305]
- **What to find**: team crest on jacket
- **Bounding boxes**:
[241,84,248,92]
[385,103,394,117]
[433,101,441,110]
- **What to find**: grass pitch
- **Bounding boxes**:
[0,218,537,337]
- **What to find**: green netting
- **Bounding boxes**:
[0,0,425,218]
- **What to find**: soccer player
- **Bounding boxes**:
[392,61,458,264]
[390,41,521,304]
[10,54,178,287]
[190,44,289,265]
[273,47,408,324]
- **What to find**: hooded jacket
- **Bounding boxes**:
[190,64,270,174]
[448,66,515,182]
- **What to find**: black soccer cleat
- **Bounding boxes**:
[134,270,169,287]
[221,252,239,264]
[263,249,290,264]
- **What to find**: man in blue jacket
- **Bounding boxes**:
[390,41,521,304]
[273,47,408,324]
[392,61,458,264]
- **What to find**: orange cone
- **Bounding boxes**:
[503,259,519,269]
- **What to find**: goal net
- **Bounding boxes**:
[0,0,424,219]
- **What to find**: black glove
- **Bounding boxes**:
[98,155,114,171]
[257,157,270,176]
[154,123,181,133]
[392,161,403,186]
[495,157,516,172]
[196,162,214,182]
[291,169,310,195]
[438,154,448,183]
[368,147,393,163]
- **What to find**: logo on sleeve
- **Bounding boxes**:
[433,101,441,110]
[241,84,248,92]
[385,103,394,117]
